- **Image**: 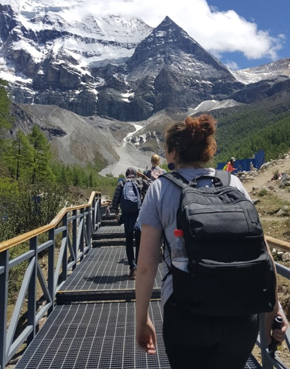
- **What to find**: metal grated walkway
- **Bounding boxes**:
[15,302,170,369]
[59,246,162,291]
[56,246,162,304]
[14,302,261,369]
[13,213,262,369]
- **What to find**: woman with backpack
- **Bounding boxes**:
[135,115,288,368]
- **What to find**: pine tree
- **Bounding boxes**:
[0,79,12,132]
[28,126,55,184]
[3,131,33,180]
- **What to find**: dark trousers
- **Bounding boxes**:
[125,229,140,270]
[163,295,259,369]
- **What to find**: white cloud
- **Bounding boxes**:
[78,0,284,63]
[10,0,284,67]
[224,60,239,71]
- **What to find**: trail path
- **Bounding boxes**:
[242,156,290,202]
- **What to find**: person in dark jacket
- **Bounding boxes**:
[111,167,149,280]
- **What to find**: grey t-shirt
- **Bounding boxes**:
[138,168,251,307]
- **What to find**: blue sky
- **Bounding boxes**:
[85,0,290,70]
[207,0,290,69]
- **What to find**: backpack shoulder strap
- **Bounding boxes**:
[162,172,189,188]
[214,169,231,186]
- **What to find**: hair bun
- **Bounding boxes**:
[185,115,215,139]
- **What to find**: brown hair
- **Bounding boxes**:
[165,114,217,164]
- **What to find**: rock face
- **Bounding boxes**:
[0,3,152,118]
[1,3,290,122]
[117,16,244,121]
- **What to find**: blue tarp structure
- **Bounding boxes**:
[217,150,265,173]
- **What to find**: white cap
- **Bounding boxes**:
[231,157,235,161]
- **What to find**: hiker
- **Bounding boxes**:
[111,167,149,280]
[135,115,288,368]
[224,156,237,173]
[144,154,166,181]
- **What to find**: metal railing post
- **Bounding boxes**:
[86,205,91,249]
[98,196,102,224]
[92,195,96,233]
[27,236,38,345]
[0,250,9,369]
[260,313,273,369]
[72,209,77,268]
[80,208,84,261]
[95,197,100,228]
[61,213,68,283]
[48,228,55,315]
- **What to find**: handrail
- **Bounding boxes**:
[0,191,101,252]
[0,191,103,369]
[266,235,290,253]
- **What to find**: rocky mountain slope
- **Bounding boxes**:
[9,102,156,173]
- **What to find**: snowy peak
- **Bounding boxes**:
[127,15,228,75]
[147,15,194,45]
[0,2,152,66]
[232,58,290,84]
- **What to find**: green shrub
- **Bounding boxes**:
[258,188,268,197]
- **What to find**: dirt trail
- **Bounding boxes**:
[242,156,290,202]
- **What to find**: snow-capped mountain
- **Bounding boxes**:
[0,0,290,122]
[0,0,152,116]
[231,59,290,84]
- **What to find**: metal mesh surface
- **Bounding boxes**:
[59,246,162,292]
[15,302,261,369]
[93,225,125,238]
[15,302,170,369]
[244,356,262,368]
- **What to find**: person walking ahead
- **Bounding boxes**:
[225,157,237,173]
[144,154,166,181]
[112,167,149,280]
[135,115,287,368]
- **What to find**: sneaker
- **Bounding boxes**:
[128,269,136,280]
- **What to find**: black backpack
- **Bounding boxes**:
[120,179,141,214]
[163,170,276,316]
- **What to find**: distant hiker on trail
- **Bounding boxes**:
[144,154,166,181]
[111,167,149,280]
[225,156,237,173]
[135,114,288,369]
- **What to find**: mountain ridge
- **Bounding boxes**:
[1,2,289,121]
[1,1,290,175]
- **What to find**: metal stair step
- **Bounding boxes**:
[93,238,126,247]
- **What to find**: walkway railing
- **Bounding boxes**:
[0,192,102,369]
[0,191,289,368]
[261,236,290,369]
